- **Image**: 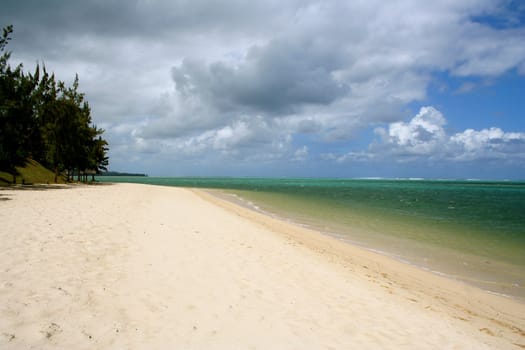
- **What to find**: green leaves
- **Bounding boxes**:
[0,25,109,183]
[0,25,13,73]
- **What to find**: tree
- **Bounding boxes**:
[89,130,109,180]
[0,26,39,182]
[0,25,109,184]
[0,25,12,70]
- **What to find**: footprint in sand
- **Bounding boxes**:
[479,327,495,336]
[3,333,15,342]
[42,323,62,340]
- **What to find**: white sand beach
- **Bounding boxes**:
[1,183,524,349]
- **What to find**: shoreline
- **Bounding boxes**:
[195,188,525,343]
[1,183,524,349]
[197,188,525,308]
[207,188,525,302]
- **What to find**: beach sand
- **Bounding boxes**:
[0,183,524,349]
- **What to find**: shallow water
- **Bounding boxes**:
[98,177,525,300]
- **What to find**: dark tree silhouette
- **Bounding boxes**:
[0,25,109,183]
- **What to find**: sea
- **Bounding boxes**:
[97,176,525,301]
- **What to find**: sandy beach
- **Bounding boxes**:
[1,183,524,349]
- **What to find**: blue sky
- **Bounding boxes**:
[2,0,525,179]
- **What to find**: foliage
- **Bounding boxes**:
[0,25,109,183]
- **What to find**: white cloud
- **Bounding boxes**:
[292,146,309,161]
[332,151,375,163]
[455,82,477,94]
[451,25,525,77]
[339,106,525,164]
[450,127,525,161]
[379,106,447,154]
[135,0,525,151]
[3,0,524,174]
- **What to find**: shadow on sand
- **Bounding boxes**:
[0,182,114,199]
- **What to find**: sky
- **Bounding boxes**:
[2,0,525,179]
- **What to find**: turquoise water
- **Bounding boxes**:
[98,176,525,300]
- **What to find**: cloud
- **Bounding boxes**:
[337,106,525,164]
[2,0,525,175]
[376,106,447,157]
[139,0,525,145]
[451,25,525,77]
[292,146,309,161]
[171,37,349,115]
[450,127,525,161]
[109,115,296,166]
[455,82,477,94]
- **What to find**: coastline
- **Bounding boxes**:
[207,187,525,302]
[1,183,524,349]
[197,189,525,322]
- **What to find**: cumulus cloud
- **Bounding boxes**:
[2,0,525,174]
[450,127,525,161]
[137,0,525,149]
[171,37,348,115]
[375,106,448,157]
[339,106,525,164]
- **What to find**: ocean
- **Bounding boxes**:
[97,176,525,301]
